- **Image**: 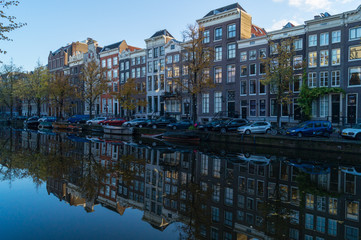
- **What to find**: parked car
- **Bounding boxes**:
[237,121,272,134]
[197,119,226,131]
[167,120,193,130]
[286,120,332,138]
[147,117,177,129]
[67,115,90,124]
[123,118,148,128]
[38,116,57,122]
[102,118,126,126]
[24,116,40,128]
[341,123,361,140]
[213,118,249,134]
[86,117,108,125]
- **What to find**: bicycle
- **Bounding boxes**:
[270,127,287,136]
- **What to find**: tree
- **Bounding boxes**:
[48,73,76,119]
[114,78,146,120]
[0,60,23,118]
[0,1,26,56]
[13,72,32,116]
[261,38,297,127]
[79,59,109,119]
[175,23,215,123]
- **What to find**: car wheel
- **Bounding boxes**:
[138,124,143,128]
[245,129,251,135]
[172,126,177,130]
[152,125,157,129]
[356,133,361,140]
[297,132,303,138]
[266,129,271,134]
[220,128,226,134]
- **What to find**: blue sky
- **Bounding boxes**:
[1,0,360,71]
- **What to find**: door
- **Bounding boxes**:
[114,103,118,116]
[241,107,247,119]
[331,95,340,124]
[228,102,235,118]
[347,94,357,124]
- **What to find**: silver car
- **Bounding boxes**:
[237,121,272,134]
[86,117,107,125]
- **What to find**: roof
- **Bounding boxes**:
[204,3,245,18]
[283,22,295,29]
[251,24,267,37]
[100,40,124,53]
[150,29,174,38]
[128,45,142,52]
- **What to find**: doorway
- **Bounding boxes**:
[331,94,340,124]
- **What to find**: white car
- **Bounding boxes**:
[341,124,361,140]
[86,117,108,125]
[237,121,272,134]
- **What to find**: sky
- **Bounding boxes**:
[1,0,360,71]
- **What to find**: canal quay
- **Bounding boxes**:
[0,127,361,240]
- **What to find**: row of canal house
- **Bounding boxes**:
[44,3,361,124]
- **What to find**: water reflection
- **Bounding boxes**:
[1,128,361,240]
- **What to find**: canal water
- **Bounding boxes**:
[0,128,361,240]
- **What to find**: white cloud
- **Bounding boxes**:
[289,0,332,11]
[267,19,301,31]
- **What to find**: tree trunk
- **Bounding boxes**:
[192,93,197,124]
[89,101,93,119]
[37,98,41,117]
[277,103,281,128]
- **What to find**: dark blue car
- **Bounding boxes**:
[167,120,193,130]
[67,115,90,124]
[286,120,332,138]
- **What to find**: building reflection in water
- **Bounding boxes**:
[1,128,360,240]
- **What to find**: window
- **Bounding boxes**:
[214,92,222,113]
[289,228,299,240]
[160,46,164,56]
[316,196,326,211]
[320,72,329,87]
[224,211,233,227]
[213,158,221,178]
[349,45,361,61]
[249,50,256,60]
[332,30,341,43]
[345,225,359,240]
[173,66,179,77]
[227,65,235,83]
[153,47,158,58]
[270,99,277,116]
[259,48,267,58]
[305,235,313,240]
[107,70,112,80]
[240,65,247,76]
[240,80,247,95]
[320,50,329,66]
[107,58,112,68]
[113,69,118,78]
[202,93,209,113]
[125,61,129,70]
[182,65,188,76]
[113,57,118,66]
[102,59,106,68]
[309,34,317,47]
[349,27,361,40]
[160,59,165,72]
[250,100,256,116]
[306,193,314,209]
[305,214,314,230]
[240,51,247,61]
[293,55,303,69]
[329,198,338,215]
[203,30,210,43]
[249,64,256,75]
[214,67,222,83]
[131,58,136,66]
[211,228,219,240]
[201,155,208,175]
[294,38,303,50]
[259,81,266,94]
[328,219,337,236]
[131,68,136,78]
[259,99,266,116]
[212,185,220,202]
[308,72,317,88]
[249,80,256,95]
[320,95,328,117]
[167,55,172,64]
[225,188,233,205]
[332,48,341,65]
[270,43,278,54]
[167,67,172,78]
[259,63,266,75]
[214,27,222,41]
[309,51,317,67]
[316,216,325,233]
[174,54,179,63]
[331,70,340,87]
[147,49,152,58]
[211,207,219,222]
[294,75,302,92]
[228,24,236,38]
[215,46,222,61]
[320,33,329,46]
[227,43,236,59]
[346,201,359,220]
[349,67,361,86]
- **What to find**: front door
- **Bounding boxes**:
[228,102,235,118]
[114,103,118,116]
[241,107,247,119]
[331,94,340,124]
[347,94,357,124]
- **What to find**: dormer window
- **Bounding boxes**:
[171,45,175,50]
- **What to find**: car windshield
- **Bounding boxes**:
[296,122,308,128]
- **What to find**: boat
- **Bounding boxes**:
[38,121,53,129]
[52,122,82,131]
[103,125,133,135]
[24,120,40,129]
[162,131,200,142]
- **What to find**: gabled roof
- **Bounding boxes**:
[283,22,295,29]
[100,40,124,53]
[251,24,267,37]
[150,29,174,38]
[204,3,245,18]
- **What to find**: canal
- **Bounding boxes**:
[0,128,360,240]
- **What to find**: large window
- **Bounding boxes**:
[228,24,236,38]
[309,51,317,67]
[320,32,329,46]
[294,38,303,50]
[224,188,233,205]
[328,219,337,236]
[331,70,340,87]
[332,48,341,65]
[228,43,236,59]
[316,216,325,233]
[214,92,222,113]
[349,45,361,61]
[320,95,329,117]
[211,207,219,222]
[203,30,210,43]
[309,34,317,47]
[250,100,256,116]
[329,198,338,215]
[259,48,267,58]
[345,225,359,240]
[249,80,256,95]
[346,201,359,220]
[259,99,266,116]
[308,72,317,88]
[293,55,303,69]
[249,50,256,60]
[240,51,247,61]
[215,46,222,61]
[227,65,236,83]
[320,72,329,87]
[240,65,247,76]
[320,50,329,66]
[349,27,361,41]
[214,27,222,41]
[332,30,341,43]
[349,67,361,86]
[249,64,256,75]
[294,75,302,92]
[305,214,314,230]
[240,80,247,95]
[214,67,222,83]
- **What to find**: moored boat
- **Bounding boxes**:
[103,125,133,135]
[38,121,53,129]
